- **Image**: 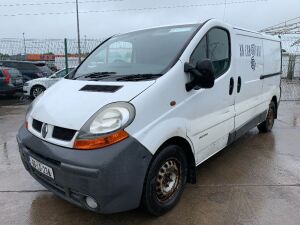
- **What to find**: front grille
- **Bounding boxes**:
[52,126,76,141]
[32,119,43,132]
[32,118,77,142]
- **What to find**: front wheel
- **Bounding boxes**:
[31,85,45,99]
[257,101,276,133]
[141,145,187,216]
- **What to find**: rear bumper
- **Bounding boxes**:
[17,126,152,214]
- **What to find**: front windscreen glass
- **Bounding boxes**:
[73,24,199,81]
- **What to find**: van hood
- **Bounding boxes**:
[31,79,155,130]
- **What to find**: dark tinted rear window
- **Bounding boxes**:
[37,65,53,76]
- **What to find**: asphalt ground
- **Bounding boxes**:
[0,96,299,225]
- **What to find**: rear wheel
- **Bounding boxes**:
[257,101,276,133]
[141,145,187,216]
[31,85,45,99]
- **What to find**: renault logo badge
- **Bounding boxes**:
[41,123,48,138]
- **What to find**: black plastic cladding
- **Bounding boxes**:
[80,85,123,93]
[17,126,153,214]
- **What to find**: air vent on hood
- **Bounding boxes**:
[80,85,122,93]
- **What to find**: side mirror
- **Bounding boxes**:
[184,59,215,91]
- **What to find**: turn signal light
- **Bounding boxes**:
[73,130,129,150]
[24,121,28,129]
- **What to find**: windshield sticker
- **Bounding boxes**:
[169,27,193,33]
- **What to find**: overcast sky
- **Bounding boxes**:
[0,0,299,39]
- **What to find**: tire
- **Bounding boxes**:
[30,85,45,99]
[141,145,188,216]
[257,101,276,133]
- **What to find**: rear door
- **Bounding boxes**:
[233,30,264,138]
[261,39,281,103]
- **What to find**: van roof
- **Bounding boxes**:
[119,19,279,42]
[118,23,202,36]
[233,26,280,42]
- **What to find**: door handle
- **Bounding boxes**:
[237,76,242,93]
[229,77,234,95]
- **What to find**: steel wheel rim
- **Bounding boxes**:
[155,158,181,202]
[33,87,44,98]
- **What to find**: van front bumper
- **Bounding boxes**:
[23,85,30,96]
[16,126,152,214]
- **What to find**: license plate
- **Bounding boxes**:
[29,156,54,179]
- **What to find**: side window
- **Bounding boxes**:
[207,28,230,78]
[190,36,207,67]
[56,69,67,77]
[190,28,230,79]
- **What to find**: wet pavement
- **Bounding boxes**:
[0,97,300,225]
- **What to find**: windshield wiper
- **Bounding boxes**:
[73,72,117,80]
[116,74,162,81]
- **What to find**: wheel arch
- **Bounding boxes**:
[152,136,196,184]
[30,84,46,96]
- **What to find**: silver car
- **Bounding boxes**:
[23,67,75,99]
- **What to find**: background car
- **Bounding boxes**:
[0,66,23,95]
[0,60,52,82]
[23,67,75,99]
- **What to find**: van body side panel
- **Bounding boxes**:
[233,32,265,130]
[185,75,235,165]
[126,62,195,155]
[261,39,281,106]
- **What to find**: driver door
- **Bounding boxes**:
[186,27,235,164]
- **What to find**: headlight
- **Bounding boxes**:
[23,82,29,86]
[74,102,135,150]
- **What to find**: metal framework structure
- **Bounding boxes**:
[259,17,300,53]
[259,17,300,35]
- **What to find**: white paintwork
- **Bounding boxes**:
[23,76,57,97]
[30,79,155,130]
[23,68,75,97]
[27,19,281,167]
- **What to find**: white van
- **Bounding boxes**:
[17,19,281,216]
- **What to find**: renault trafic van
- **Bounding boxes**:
[17,19,281,216]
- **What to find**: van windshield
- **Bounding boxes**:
[73,24,199,81]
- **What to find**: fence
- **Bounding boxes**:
[280,36,300,101]
[0,38,103,69]
[0,36,300,100]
